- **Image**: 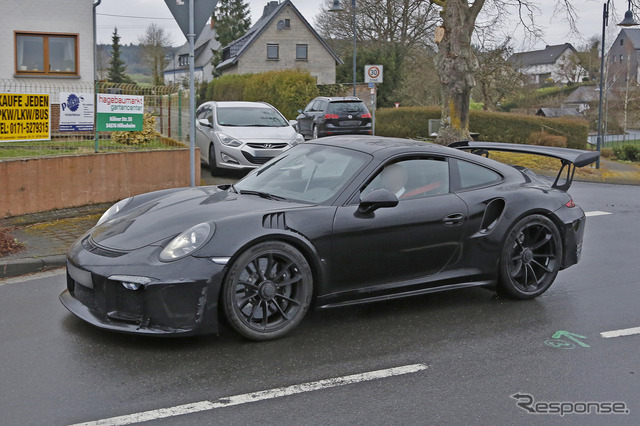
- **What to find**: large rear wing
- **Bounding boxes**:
[448,141,599,191]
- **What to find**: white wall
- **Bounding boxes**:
[0,0,94,87]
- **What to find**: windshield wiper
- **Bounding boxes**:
[239,190,288,201]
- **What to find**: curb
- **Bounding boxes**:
[0,255,66,280]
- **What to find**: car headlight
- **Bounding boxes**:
[96,197,132,226]
[159,222,214,262]
[216,132,242,147]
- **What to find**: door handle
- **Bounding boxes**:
[442,213,464,226]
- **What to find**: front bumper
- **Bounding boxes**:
[60,238,227,336]
[216,143,289,170]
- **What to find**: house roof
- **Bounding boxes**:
[563,85,620,103]
[163,23,221,73]
[216,0,342,70]
[508,43,576,67]
[617,28,640,49]
[536,107,582,118]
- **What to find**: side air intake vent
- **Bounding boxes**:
[262,212,287,230]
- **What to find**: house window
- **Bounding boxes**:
[222,48,231,61]
[296,44,308,60]
[179,54,188,66]
[620,55,624,62]
[267,44,279,60]
[621,39,624,46]
[613,55,617,63]
[284,19,291,29]
[15,32,77,75]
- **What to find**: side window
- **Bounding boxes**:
[304,100,315,112]
[455,159,502,190]
[197,107,209,120]
[362,158,450,200]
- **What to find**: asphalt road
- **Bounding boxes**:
[1,181,639,425]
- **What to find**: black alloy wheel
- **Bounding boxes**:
[222,242,313,340]
[498,214,562,299]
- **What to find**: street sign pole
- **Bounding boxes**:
[188,0,195,187]
[165,0,218,188]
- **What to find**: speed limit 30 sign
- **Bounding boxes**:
[364,65,383,83]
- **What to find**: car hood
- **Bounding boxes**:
[218,125,296,142]
[90,186,307,251]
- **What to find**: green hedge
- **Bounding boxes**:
[204,70,319,119]
[613,144,640,162]
[375,107,589,149]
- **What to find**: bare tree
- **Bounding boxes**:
[138,23,173,86]
[316,0,439,56]
[473,41,526,111]
[429,0,589,143]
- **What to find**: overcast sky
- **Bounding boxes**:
[95,0,634,52]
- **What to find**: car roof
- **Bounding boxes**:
[314,96,363,102]
[307,136,517,174]
[203,101,274,109]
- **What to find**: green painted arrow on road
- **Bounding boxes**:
[552,331,590,348]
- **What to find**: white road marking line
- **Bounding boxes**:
[600,326,640,339]
[70,363,428,426]
[585,211,612,217]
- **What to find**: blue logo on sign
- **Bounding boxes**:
[66,94,80,112]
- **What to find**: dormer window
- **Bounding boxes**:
[179,54,188,66]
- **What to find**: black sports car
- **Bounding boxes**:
[60,137,598,341]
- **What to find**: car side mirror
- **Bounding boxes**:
[297,109,303,114]
[198,118,212,128]
[289,119,298,127]
[358,188,399,215]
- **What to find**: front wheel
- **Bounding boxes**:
[209,144,223,176]
[498,214,562,299]
[222,242,313,341]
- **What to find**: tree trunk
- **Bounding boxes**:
[434,0,483,144]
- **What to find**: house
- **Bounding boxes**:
[216,0,342,84]
[508,43,584,85]
[535,107,581,118]
[1,0,94,85]
[562,85,620,113]
[163,21,220,85]
[606,28,640,88]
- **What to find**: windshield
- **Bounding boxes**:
[235,144,371,204]
[216,106,289,127]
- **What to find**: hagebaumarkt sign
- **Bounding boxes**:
[60,92,94,132]
[96,94,144,131]
[0,93,50,142]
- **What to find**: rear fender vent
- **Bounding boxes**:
[262,212,287,230]
[479,198,506,234]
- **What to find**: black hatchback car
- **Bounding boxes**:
[295,96,372,139]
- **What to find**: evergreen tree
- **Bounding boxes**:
[211,0,251,77]
[107,28,134,84]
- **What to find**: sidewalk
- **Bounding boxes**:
[0,204,110,279]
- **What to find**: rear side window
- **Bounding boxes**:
[328,101,368,115]
[455,159,502,190]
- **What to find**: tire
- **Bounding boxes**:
[209,143,223,177]
[498,214,562,299]
[221,241,313,341]
[312,125,319,139]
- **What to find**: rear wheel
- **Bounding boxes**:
[222,242,313,341]
[498,215,562,299]
[209,144,223,176]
